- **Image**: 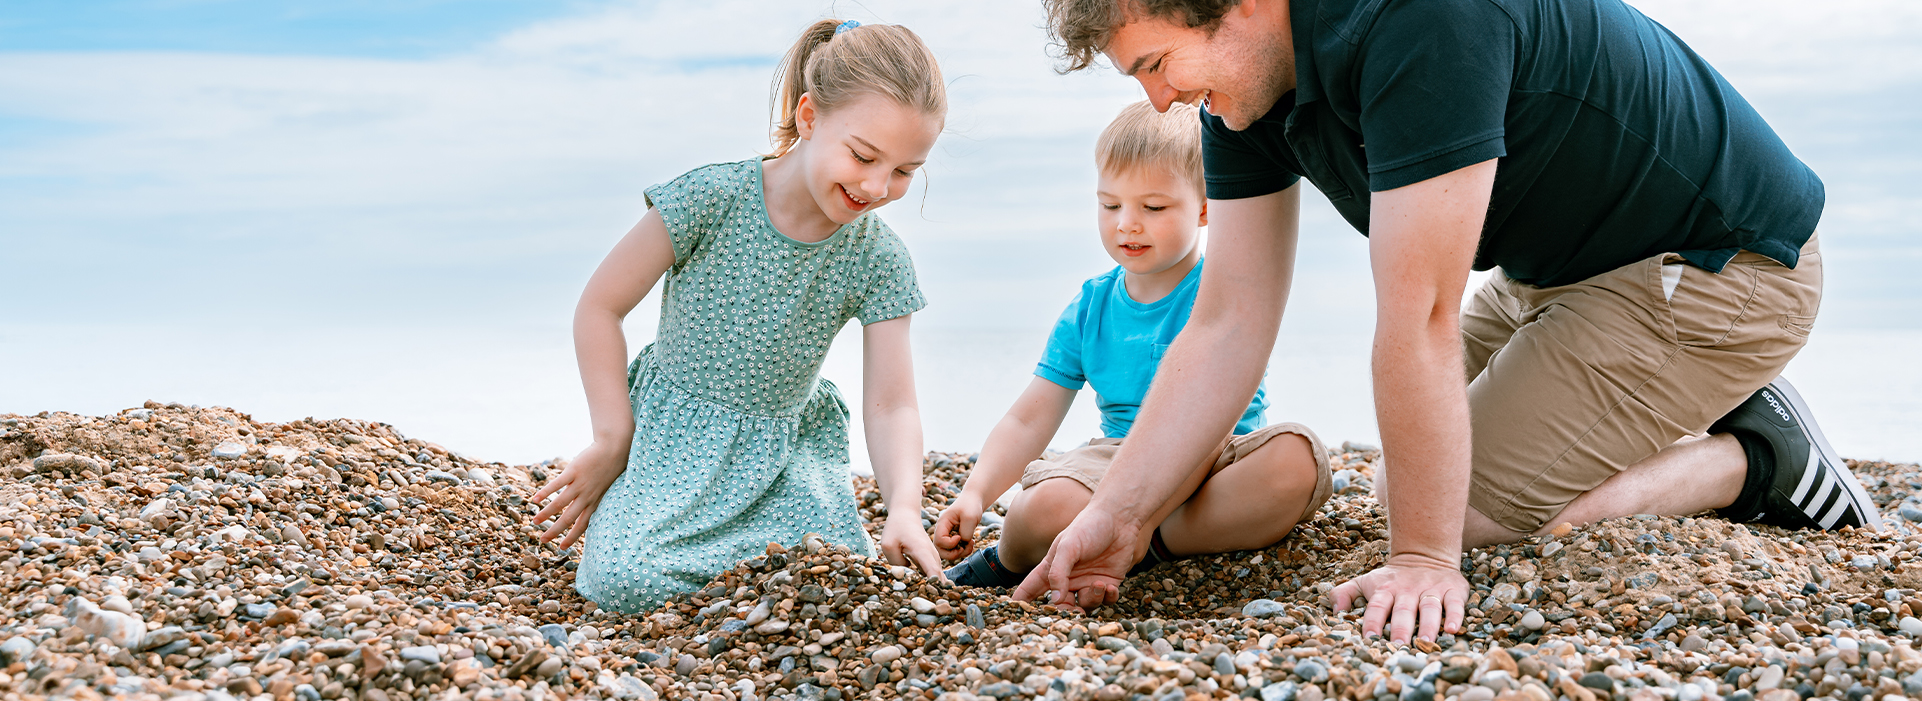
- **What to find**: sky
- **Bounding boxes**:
[2,0,1919,464]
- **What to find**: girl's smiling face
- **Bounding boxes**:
[794,93,943,225]
[1097,166,1207,276]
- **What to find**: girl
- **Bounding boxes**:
[531,18,948,613]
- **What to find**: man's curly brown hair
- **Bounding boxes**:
[1043,0,1243,73]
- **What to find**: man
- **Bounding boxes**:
[1014,0,1879,645]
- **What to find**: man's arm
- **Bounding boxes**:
[1013,183,1303,607]
[1330,159,1495,643]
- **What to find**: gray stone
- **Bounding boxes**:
[400,646,441,664]
[1243,599,1286,618]
[1295,660,1328,683]
[295,684,321,701]
[966,603,986,629]
[424,470,461,484]
[1899,504,1922,523]
[1642,612,1678,639]
[0,637,34,666]
[244,604,275,619]
[1096,636,1132,652]
[1261,682,1298,701]
[1579,673,1615,692]
[211,442,247,459]
[1215,652,1237,677]
[675,655,697,676]
[539,624,568,648]
[979,682,1021,699]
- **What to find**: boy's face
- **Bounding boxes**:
[1096,165,1207,275]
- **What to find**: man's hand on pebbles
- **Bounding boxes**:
[1012,507,1136,611]
[1331,556,1469,644]
[530,440,629,550]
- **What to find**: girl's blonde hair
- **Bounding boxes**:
[1095,100,1204,193]
[770,19,947,157]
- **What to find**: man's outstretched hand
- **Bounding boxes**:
[1330,555,1469,644]
[1011,507,1140,611]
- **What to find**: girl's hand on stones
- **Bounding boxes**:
[932,494,982,562]
[881,513,947,580]
[530,440,629,550]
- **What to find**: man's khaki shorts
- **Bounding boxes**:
[1017,422,1336,525]
[1462,236,1823,532]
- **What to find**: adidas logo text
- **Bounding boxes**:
[1763,391,1792,423]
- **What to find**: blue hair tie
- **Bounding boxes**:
[834,20,861,35]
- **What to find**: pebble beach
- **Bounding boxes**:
[5,403,1922,701]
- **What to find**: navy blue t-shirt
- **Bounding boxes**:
[1201,0,1825,287]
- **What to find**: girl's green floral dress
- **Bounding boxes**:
[574,158,925,613]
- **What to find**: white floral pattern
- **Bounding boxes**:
[573,157,925,613]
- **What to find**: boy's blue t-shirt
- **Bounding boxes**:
[1036,261,1269,438]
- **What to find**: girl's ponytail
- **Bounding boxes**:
[769,19,947,157]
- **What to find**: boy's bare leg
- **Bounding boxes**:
[1000,439,1225,572]
[996,478,1095,573]
[1159,432,1322,555]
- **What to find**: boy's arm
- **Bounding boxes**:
[934,377,1078,559]
[1014,183,1303,608]
[861,314,944,577]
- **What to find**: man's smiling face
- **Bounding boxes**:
[1101,0,1296,131]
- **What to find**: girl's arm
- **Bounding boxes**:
[861,314,944,577]
[932,377,1076,560]
[532,210,677,549]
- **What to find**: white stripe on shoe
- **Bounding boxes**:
[1789,445,1822,506]
[1772,378,1885,532]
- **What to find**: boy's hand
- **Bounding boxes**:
[932,494,983,561]
[880,513,947,581]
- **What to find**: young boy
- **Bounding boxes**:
[933,100,1334,588]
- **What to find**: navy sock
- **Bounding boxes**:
[1719,429,1776,522]
[947,546,1029,588]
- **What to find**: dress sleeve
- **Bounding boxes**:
[642,162,745,267]
[854,228,928,325]
[1033,290,1087,390]
[1355,0,1515,192]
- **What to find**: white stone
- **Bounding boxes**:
[211,442,247,459]
[1899,617,1922,636]
[72,599,144,649]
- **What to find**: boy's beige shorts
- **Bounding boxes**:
[1463,236,1823,533]
[1017,422,1335,525]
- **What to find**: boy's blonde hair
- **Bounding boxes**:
[1095,100,1204,193]
[770,20,947,157]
